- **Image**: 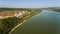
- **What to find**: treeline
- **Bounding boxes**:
[44,7,60,12]
[0,8,31,12]
[0,8,42,12]
[47,8,60,12]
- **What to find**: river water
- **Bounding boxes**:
[11,10,60,34]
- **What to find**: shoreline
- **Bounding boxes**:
[8,11,42,34]
[8,15,30,34]
[9,19,26,34]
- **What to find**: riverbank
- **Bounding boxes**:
[11,10,60,34]
[9,10,42,34]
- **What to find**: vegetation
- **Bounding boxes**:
[51,8,60,12]
[0,17,22,34]
[0,8,42,34]
[0,8,31,12]
[43,7,60,12]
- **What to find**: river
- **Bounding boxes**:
[11,10,60,34]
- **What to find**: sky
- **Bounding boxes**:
[0,0,60,8]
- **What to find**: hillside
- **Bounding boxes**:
[0,8,42,34]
